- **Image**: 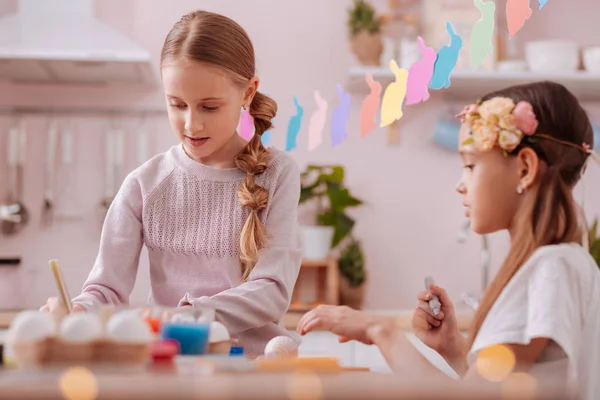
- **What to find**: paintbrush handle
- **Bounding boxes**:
[49,259,72,313]
[424,276,441,316]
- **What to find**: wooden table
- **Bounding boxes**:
[0,367,561,399]
[283,309,474,331]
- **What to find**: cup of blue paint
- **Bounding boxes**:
[160,322,210,355]
[159,305,215,355]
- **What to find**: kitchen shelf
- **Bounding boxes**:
[347,67,600,101]
[290,258,340,310]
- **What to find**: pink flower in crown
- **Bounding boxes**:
[582,143,591,152]
[513,101,539,135]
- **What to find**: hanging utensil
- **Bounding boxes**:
[0,126,17,225]
[56,126,82,222]
[1,120,29,235]
[42,120,59,227]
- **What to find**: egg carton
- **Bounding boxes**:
[11,337,150,369]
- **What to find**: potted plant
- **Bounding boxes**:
[299,165,363,258]
[299,165,368,308]
[588,217,600,268]
[347,0,384,66]
[338,236,367,309]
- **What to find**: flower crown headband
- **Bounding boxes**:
[456,96,600,164]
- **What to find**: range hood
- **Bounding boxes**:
[0,0,155,86]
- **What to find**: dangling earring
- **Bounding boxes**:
[516,184,524,194]
[242,104,248,111]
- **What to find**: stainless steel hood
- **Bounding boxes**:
[0,0,155,86]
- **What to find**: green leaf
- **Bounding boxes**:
[339,239,366,287]
[347,0,380,37]
[316,209,336,226]
[319,166,344,185]
[326,182,363,212]
[299,184,317,203]
[461,137,474,145]
[332,213,355,248]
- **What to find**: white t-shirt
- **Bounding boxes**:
[467,243,600,400]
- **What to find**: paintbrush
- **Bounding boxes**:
[424,276,441,317]
[49,259,72,313]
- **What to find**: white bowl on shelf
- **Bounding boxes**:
[583,47,600,73]
[496,60,529,73]
[525,40,579,72]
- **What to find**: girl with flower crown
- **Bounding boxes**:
[297,81,600,399]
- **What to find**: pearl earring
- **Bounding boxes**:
[516,184,524,194]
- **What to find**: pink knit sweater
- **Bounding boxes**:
[72,144,303,356]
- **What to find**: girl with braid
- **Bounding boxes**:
[41,10,303,357]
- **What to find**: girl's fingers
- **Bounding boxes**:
[412,309,434,331]
[71,305,86,313]
[428,284,454,310]
[417,290,432,301]
[414,308,441,328]
[297,310,319,335]
[416,299,445,320]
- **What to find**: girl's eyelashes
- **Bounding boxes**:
[463,164,475,171]
[168,103,219,112]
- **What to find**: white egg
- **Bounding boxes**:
[7,310,56,343]
[59,313,103,343]
[264,336,299,358]
[106,312,152,344]
[208,321,230,343]
[170,312,195,324]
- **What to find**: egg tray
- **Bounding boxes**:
[11,337,150,369]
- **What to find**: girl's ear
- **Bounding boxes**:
[244,76,259,106]
[516,147,540,191]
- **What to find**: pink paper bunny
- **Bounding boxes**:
[405,37,437,105]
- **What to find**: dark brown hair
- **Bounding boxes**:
[160,10,277,281]
[466,81,594,350]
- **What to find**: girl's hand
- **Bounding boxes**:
[40,296,86,320]
[296,305,386,345]
[411,284,465,363]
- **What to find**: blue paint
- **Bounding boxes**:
[262,117,274,146]
[432,118,461,151]
[430,22,463,90]
[229,346,245,356]
[538,0,548,9]
[331,84,352,147]
[285,96,304,151]
[160,323,210,355]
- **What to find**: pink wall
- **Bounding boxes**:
[0,0,599,311]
